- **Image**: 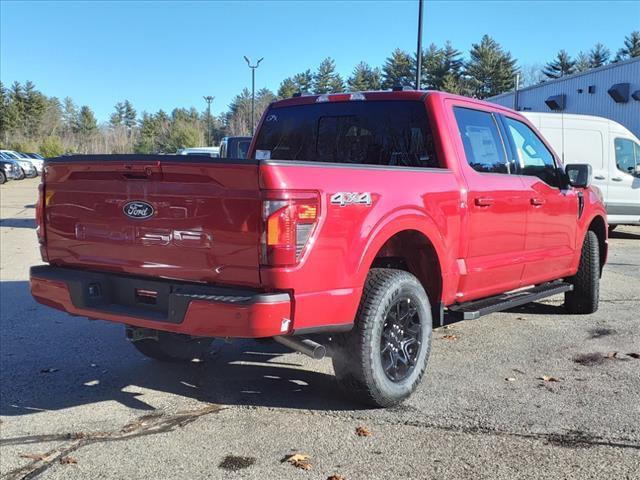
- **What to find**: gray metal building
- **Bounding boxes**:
[487,57,640,138]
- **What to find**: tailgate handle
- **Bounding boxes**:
[122,163,162,180]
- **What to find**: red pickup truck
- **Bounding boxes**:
[31,90,607,407]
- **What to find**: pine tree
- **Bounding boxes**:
[382,49,414,89]
[588,43,610,68]
[23,81,47,137]
[615,31,640,60]
[347,62,382,91]
[277,78,298,99]
[312,58,344,94]
[292,70,313,93]
[62,97,78,134]
[110,102,125,127]
[465,35,518,98]
[574,52,591,72]
[543,50,576,79]
[420,44,445,89]
[77,106,97,133]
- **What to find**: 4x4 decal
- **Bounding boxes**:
[330,192,372,207]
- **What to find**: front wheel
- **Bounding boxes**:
[565,230,600,314]
[0,170,6,184]
[332,269,432,408]
[127,327,213,362]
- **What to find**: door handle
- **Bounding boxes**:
[611,177,623,182]
[474,197,494,207]
[530,197,546,206]
[594,175,606,180]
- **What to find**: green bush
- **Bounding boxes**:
[39,136,64,158]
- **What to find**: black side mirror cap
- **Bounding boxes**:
[565,163,592,188]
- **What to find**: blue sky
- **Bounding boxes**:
[2,0,638,122]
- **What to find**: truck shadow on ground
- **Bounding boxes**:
[608,229,640,240]
[0,281,364,417]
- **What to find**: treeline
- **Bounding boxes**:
[543,31,640,78]
[1,31,637,156]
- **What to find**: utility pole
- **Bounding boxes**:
[203,96,214,146]
[415,0,424,90]
[244,56,263,135]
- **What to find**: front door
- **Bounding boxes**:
[608,137,640,223]
[501,115,578,284]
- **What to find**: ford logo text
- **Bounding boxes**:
[123,201,154,220]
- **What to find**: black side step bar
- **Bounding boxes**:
[447,281,573,321]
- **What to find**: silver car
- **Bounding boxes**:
[0,150,37,178]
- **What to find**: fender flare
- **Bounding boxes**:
[354,208,450,287]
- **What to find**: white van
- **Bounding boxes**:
[524,112,640,228]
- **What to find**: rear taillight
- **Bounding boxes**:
[261,192,320,267]
[35,179,48,261]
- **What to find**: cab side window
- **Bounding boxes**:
[503,117,559,186]
[454,107,509,174]
[614,138,639,175]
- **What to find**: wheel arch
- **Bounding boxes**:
[586,214,607,274]
[357,215,449,325]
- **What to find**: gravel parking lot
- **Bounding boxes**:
[1,178,639,480]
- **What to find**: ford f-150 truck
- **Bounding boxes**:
[30,90,608,407]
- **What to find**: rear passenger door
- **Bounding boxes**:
[451,106,529,301]
[500,115,578,284]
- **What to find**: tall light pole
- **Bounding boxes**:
[203,96,214,146]
[244,56,263,135]
[415,0,424,90]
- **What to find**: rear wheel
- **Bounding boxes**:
[127,327,213,362]
[565,230,600,314]
[332,269,432,408]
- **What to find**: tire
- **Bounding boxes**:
[565,230,600,314]
[16,168,25,180]
[128,328,213,362]
[332,269,432,408]
[0,171,6,184]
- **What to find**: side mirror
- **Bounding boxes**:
[565,164,592,188]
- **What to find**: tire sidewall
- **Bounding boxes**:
[366,276,432,401]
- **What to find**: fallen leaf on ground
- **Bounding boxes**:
[538,375,561,382]
[285,453,311,470]
[605,352,618,359]
[327,475,347,480]
[60,456,78,465]
[441,334,458,341]
[627,352,640,359]
[40,368,58,373]
[355,426,372,437]
[505,377,516,382]
[516,316,527,321]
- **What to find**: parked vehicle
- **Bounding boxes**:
[19,152,45,174]
[524,112,640,228]
[30,91,607,407]
[0,150,37,178]
[218,136,252,159]
[178,147,220,158]
[0,158,22,183]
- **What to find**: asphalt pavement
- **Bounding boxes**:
[1,178,639,479]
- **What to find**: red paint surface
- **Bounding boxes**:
[32,91,608,337]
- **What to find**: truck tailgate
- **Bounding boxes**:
[43,156,262,287]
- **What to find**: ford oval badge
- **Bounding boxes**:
[123,201,154,220]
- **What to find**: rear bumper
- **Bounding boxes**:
[30,266,292,338]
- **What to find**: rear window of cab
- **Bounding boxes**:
[254,100,441,168]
